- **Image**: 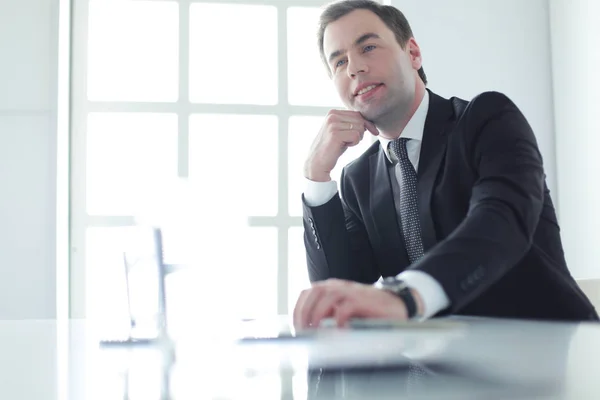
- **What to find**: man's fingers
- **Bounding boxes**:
[330,119,377,139]
[325,112,364,129]
[333,299,358,328]
[327,109,366,118]
[331,121,365,132]
[329,128,363,147]
[363,120,380,136]
[293,288,311,330]
[343,132,363,147]
[334,296,380,327]
[297,286,327,329]
[310,290,344,327]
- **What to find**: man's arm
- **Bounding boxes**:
[303,178,450,318]
[302,173,380,284]
[395,269,450,320]
[301,110,380,284]
[409,92,545,313]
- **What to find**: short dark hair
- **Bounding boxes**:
[317,0,427,85]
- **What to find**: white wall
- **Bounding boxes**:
[391,0,600,280]
[549,0,600,279]
[391,0,557,196]
[0,0,59,319]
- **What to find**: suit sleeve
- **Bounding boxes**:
[411,92,545,312]
[302,168,380,284]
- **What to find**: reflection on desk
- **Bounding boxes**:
[0,317,599,399]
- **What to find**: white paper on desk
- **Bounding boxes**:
[318,317,465,330]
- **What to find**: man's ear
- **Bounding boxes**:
[407,38,422,70]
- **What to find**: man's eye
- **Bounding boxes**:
[336,59,347,68]
[364,45,376,52]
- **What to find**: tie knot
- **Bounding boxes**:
[390,137,410,163]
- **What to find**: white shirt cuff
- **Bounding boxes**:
[396,270,450,320]
[303,179,338,207]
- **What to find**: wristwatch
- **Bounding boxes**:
[375,277,419,319]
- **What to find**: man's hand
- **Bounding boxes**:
[304,110,379,182]
[292,278,408,330]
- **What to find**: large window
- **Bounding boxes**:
[71,0,385,332]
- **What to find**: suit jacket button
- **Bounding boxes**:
[476,266,485,279]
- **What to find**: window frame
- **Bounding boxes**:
[70,0,389,319]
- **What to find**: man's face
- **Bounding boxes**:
[323,9,421,123]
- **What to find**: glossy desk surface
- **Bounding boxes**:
[2,316,600,399]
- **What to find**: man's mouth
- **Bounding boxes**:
[355,84,383,96]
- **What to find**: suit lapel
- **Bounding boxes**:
[417,91,455,252]
[369,148,409,273]
[367,90,455,272]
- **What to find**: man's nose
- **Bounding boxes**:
[347,57,368,78]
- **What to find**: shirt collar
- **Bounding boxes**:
[379,90,430,163]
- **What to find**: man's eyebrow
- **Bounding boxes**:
[355,32,380,46]
[327,33,381,64]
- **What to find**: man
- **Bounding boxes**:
[294,0,598,330]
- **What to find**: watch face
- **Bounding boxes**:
[376,278,407,294]
[382,277,403,289]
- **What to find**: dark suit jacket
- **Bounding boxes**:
[303,90,598,322]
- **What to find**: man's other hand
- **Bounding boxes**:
[292,278,408,330]
[304,110,379,182]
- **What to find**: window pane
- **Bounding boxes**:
[188,114,278,216]
[288,116,374,216]
[287,7,343,107]
[189,4,277,105]
[86,113,178,216]
[127,353,163,400]
[288,227,310,314]
[87,1,178,102]
[87,225,278,339]
[86,227,133,339]
[165,227,278,324]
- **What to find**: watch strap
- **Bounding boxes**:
[396,286,418,319]
[377,278,418,319]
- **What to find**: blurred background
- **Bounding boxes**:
[0,0,598,337]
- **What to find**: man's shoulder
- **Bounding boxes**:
[450,90,520,121]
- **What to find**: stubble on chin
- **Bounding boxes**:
[357,103,387,124]
[349,99,377,121]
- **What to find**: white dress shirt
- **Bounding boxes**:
[303,91,450,320]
